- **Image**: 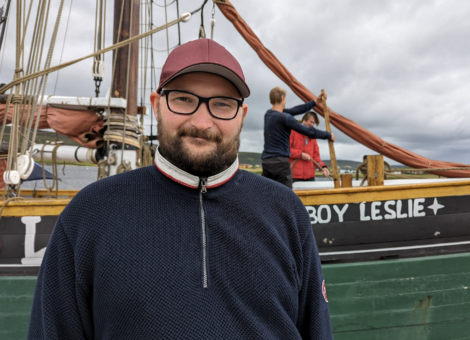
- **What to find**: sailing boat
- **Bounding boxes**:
[1,0,470,339]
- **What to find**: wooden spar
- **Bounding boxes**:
[112,0,140,117]
[321,90,340,188]
[367,155,385,186]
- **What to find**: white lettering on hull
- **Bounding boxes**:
[21,216,46,265]
[359,203,370,221]
[318,205,331,223]
[333,204,349,223]
[306,198,445,224]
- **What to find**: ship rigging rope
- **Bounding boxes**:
[53,0,74,94]
[92,0,106,96]
[19,0,49,157]
[26,0,66,157]
[94,0,106,59]
[211,1,216,40]
[164,0,170,55]
[2,0,30,199]
[17,0,45,142]
[0,0,12,75]
[1,0,65,199]
[0,13,191,95]
[153,0,176,7]
[40,141,62,198]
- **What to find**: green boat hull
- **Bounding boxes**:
[325,252,470,339]
[2,252,470,339]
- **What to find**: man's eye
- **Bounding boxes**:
[175,96,191,102]
[212,99,236,109]
[214,102,229,107]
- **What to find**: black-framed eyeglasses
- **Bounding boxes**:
[161,89,244,120]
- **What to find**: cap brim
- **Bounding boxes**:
[160,64,250,98]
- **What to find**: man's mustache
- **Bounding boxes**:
[178,127,222,144]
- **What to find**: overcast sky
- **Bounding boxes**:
[1,0,469,165]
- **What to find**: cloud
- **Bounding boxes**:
[1,0,469,166]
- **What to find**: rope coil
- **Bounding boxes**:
[11,94,21,104]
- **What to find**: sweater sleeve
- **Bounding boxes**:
[289,131,303,159]
[286,115,331,140]
[283,101,316,116]
[295,208,333,339]
[28,219,93,340]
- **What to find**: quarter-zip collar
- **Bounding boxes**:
[154,147,239,190]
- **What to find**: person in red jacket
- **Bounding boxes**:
[289,111,330,182]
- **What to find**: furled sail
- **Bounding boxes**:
[0,104,103,148]
[215,0,470,178]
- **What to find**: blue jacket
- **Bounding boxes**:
[28,155,333,339]
[262,101,331,159]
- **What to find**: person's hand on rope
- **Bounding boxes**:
[301,152,311,161]
[316,91,328,104]
[322,167,330,177]
[330,132,335,142]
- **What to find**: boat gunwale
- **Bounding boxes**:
[295,178,470,196]
[294,179,470,205]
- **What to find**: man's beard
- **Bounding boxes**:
[157,105,242,177]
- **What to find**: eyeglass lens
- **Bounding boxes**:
[167,91,239,119]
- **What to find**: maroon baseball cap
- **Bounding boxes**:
[157,39,250,98]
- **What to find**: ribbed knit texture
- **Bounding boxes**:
[28,165,332,339]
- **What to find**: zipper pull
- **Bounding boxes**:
[200,177,208,194]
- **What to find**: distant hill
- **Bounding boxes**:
[322,159,361,168]
[239,152,369,169]
[238,152,262,166]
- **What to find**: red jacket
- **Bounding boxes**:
[289,130,327,179]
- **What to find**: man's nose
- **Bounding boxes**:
[189,102,214,130]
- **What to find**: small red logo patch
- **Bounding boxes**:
[322,280,328,303]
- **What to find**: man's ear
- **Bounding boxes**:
[240,103,248,125]
[242,103,248,118]
[150,91,160,119]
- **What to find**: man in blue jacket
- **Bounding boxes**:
[262,86,335,189]
[28,39,333,340]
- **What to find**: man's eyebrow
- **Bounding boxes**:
[163,89,242,100]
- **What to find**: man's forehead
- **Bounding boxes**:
[163,72,241,97]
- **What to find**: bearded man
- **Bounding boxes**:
[28,39,333,340]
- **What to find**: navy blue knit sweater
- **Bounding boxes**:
[262,101,331,159]
[28,165,332,339]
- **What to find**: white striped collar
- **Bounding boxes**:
[154,147,239,189]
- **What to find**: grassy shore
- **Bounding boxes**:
[241,168,440,180]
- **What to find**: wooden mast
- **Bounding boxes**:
[321,90,340,189]
[112,0,139,118]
